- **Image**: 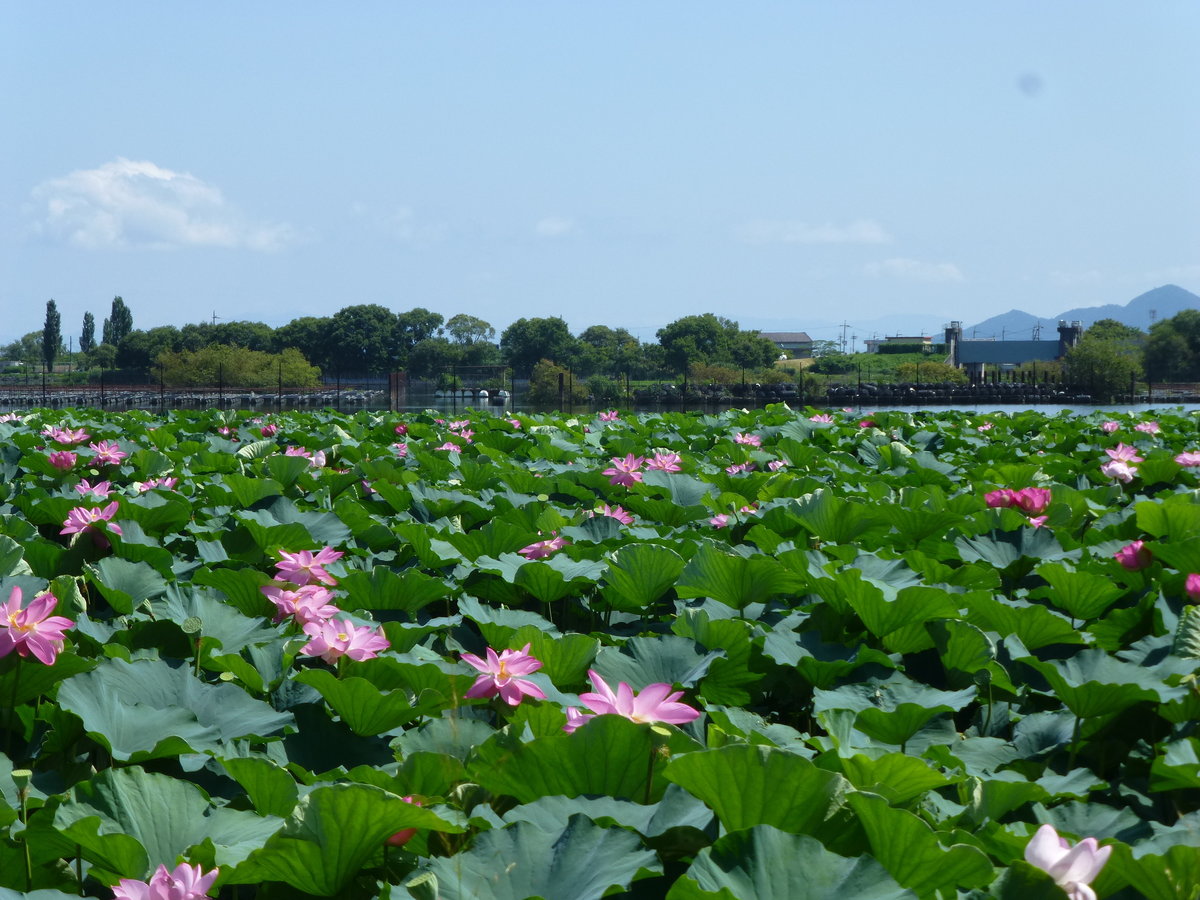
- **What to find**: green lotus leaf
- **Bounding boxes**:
[642,470,718,507]
[237,495,352,548]
[1149,738,1200,792]
[155,584,275,654]
[601,542,687,613]
[57,657,294,762]
[230,783,465,896]
[264,453,313,487]
[1136,496,1200,539]
[837,753,956,807]
[445,518,538,560]
[668,826,914,900]
[119,491,194,534]
[847,792,993,895]
[295,668,446,736]
[0,646,92,705]
[762,626,895,690]
[48,766,282,880]
[814,675,975,749]
[675,543,802,610]
[191,566,274,617]
[927,618,996,688]
[422,814,658,900]
[986,861,1074,900]
[960,591,1085,649]
[504,625,599,687]
[955,527,1069,572]
[1019,649,1186,718]
[219,756,300,818]
[337,566,450,617]
[83,557,168,615]
[1032,562,1123,620]
[0,534,27,577]
[673,608,760,705]
[592,634,722,691]
[219,472,284,508]
[835,574,962,653]
[1173,605,1200,659]
[786,489,884,544]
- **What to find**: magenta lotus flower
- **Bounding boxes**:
[734,432,763,446]
[387,795,422,847]
[300,617,389,664]
[1176,451,1200,467]
[767,459,787,471]
[48,450,77,471]
[507,418,522,429]
[275,547,343,586]
[42,426,89,445]
[74,479,112,499]
[985,489,1017,508]
[646,452,682,473]
[1186,573,1200,602]
[709,513,730,528]
[1134,420,1160,434]
[260,423,279,437]
[1013,487,1051,515]
[0,586,74,665]
[88,440,127,465]
[603,453,645,486]
[60,502,122,546]
[1101,420,1120,433]
[262,584,340,625]
[1106,444,1144,463]
[563,670,701,733]
[393,442,409,457]
[113,862,219,900]
[1114,540,1152,570]
[858,419,878,428]
[1024,824,1110,900]
[590,503,634,525]
[1100,460,1137,484]
[599,410,620,422]
[461,643,547,705]
[519,534,569,560]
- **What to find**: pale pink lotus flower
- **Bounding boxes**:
[589,503,634,525]
[0,586,74,665]
[88,440,127,465]
[452,428,474,443]
[0,413,22,423]
[436,441,462,452]
[1114,540,1152,570]
[709,514,730,528]
[739,504,758,514]
[48,450,77,471]
[1134,420,1160,434]
[137,476,179,492]
[1101,420,1120,433]
[386,795,422,847]
[275,547,344,586]
[725,463,748,475]
[519,534,569,560]
[394,423,408,436]
[562,670,701,733]
[300,617,389,664]
[217,426,234,437]
[977,422,994,432]
[507,418,522,429]
[1024,824,1110,900]
[1100,460,1137,484]
[113,862,219,900]
[42,425,89,445]
[461,643,547,706]
[449,419,470,431]
[75,479,113,499]
[842,406,854,413]
[603,453,645,486]
[646,452,682,473]
[261,584,340,625]
[809,414,834,424]
[60,502,122,546]
[767,459,787,471]
[1106,444,1144,463]
[260,423,278,437]
[392,442,409,457]
[1187,573,1200,602]
[599,410,620,422]
[1028,515,1049,528]
[1175,451,1200,467]
[734,432,762,446]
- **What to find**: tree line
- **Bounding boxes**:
[8,299,782,388]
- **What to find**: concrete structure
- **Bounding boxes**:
[944,320,1082,379]
[759,332,813,357]
[863,335,934,354]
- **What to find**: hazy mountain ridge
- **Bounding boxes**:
[964,285,1200,339]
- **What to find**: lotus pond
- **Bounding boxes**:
[0,406,1197,899]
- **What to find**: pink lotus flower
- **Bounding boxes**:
[1028,515,1049,528]
[60,502,122,546]
[260,423,278,437]
[113,862,219,900]
[300,617,389,664]
[562,670,701,733]
[449,419,470,431]
[603,454,645,486]
[767,459,787,471]
[275,547,344,586]
[394,423,408,436]
[1186,573,1200,603]
[88,440,127,465]
[0,586,74,665]
[646,452,682,473]
[1134,420,1160,434]
[808,414,834,424]
[599,410,620,422]
[461,643,547,706]
[48,450,77,471]
[285,446,326,467]
[734,432,762,446]
[435,441,462,452]
[590,503,634,525]
[519,534,569,560]
[1013,487,1051,515]
[985,489,1017,509]
[137,476,179,492]
[392,442,409,457]
[1100,460,1137,484]
[42,426,89,445]
[0,413,22,423]
[709,514,730,528]
[858,419,877,428]
[1024,824,1110,900]
[507,418,522,429]
[262,584,340,625]
[725,462,755,475]
[1101,420,1120,433]
[75,479,113,499]
[1114,540,1152,570]
[1176,451,1200,467]
[386,796,422,847]
[1106,444,1144,463]
[977,422,994,432]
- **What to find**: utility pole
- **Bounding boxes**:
[840,321,850,354]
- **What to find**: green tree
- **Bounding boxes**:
[1065,329,1143,401]
[158,344,321,388]
[43,299,62,371]
[274,316,333,371]
[407,337,461,379]
[80,312,96,353]
[1145,310,1200,382]
[101,296,133,346]
[115,327,183,375]
[528,358,588,407]
[395,307,445,365]
[328,304,400,374]
[501,317,577,377]
[445,314,495,345]
[210,320,275,351]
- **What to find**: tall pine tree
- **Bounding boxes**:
[106,296,133,346]
[43,299,61,371]
[80,311,95,353]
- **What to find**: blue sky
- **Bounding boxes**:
[3,3,1197,348]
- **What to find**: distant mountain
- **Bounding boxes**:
[965,285,1200,339]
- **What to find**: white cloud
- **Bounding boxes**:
[29,158,294,250]
[865,257,965,283]
[535,216,575,238]
[734,218,891,245]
